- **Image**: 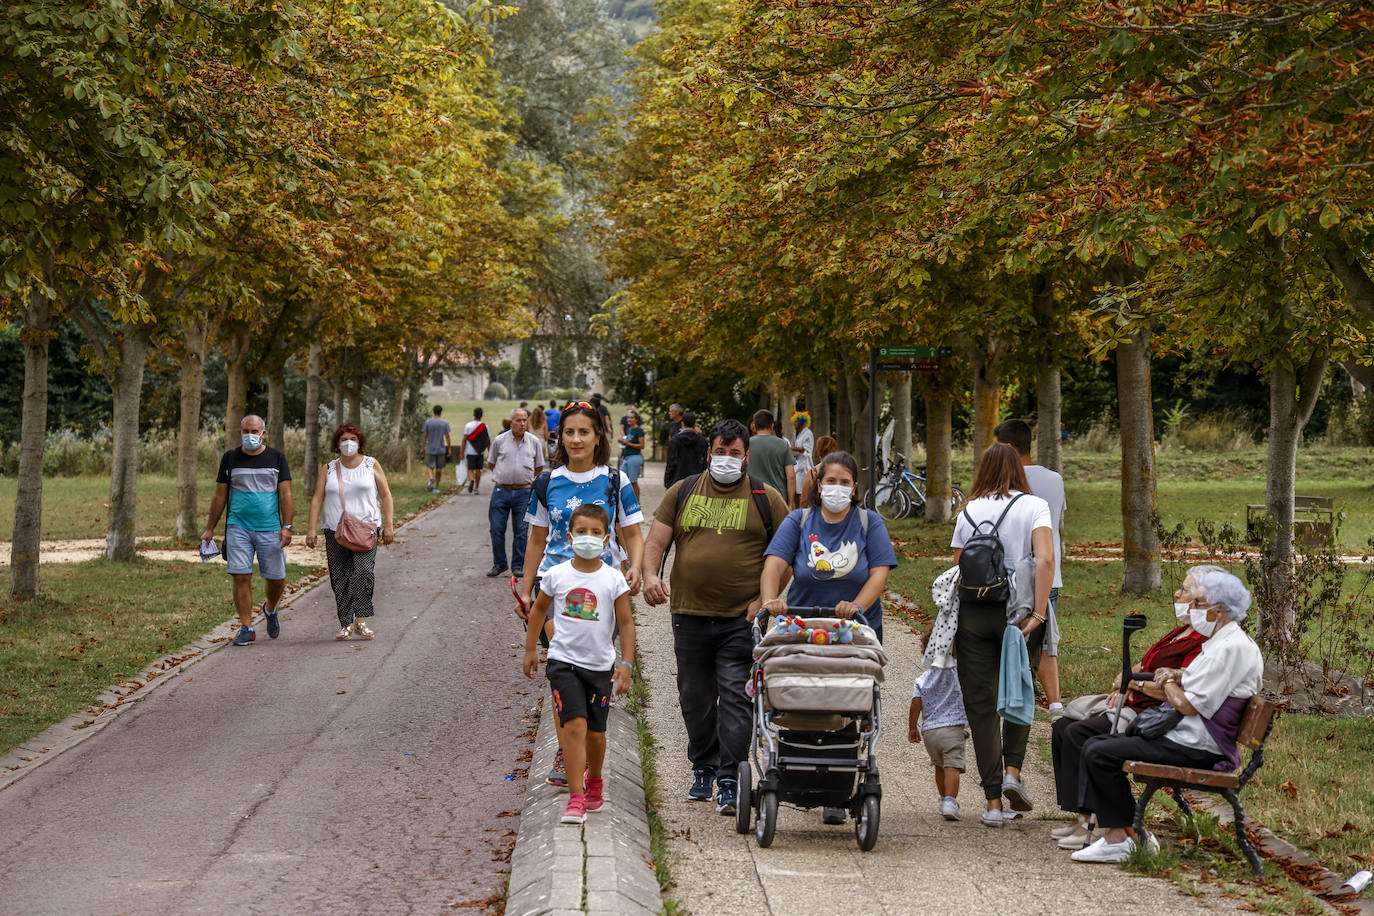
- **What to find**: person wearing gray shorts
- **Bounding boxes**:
[909,662,970,821]
[421,405,452,492]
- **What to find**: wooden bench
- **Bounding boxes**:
[1124,695,1277,876]
[1245,497,1334,548]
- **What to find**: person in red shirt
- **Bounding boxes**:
[1048,565,1217,848]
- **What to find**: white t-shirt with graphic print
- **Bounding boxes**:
[541,560,630,671]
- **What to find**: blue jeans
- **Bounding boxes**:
[224,524,285,579]
[489,485,531,572]
[621,452,643,483]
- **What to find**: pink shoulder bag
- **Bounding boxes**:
[334,460,378,552]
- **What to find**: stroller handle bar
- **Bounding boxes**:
[753,605,870,641]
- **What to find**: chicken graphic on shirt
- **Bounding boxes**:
[806,533,858,580]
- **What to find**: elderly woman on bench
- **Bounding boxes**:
[1049,565,1221,850]
[1068,568,1263,864]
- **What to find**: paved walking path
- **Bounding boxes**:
[632,472,1247,916]
[0,492,537,914]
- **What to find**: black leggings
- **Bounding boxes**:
[955,602,1045,801]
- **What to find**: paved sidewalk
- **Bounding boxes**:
[0,491,537,914]
[632,472,1247,916]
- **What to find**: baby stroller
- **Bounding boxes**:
[735,607,887,850]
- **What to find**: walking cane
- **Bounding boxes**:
[1081,614,1149,848]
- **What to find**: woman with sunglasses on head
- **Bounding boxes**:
[518,401,646,786]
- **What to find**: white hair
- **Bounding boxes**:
[1196,569,1251,621]
[510,407,528,420]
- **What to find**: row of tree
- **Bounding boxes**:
[604,0,1374,639]
[3,0,570,596]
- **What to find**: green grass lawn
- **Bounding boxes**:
[0,468,443,542]
[0,559,312,754]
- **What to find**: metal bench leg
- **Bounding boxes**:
[1132,780,1160,839]
[1223,789,1263,877]
[1171,788,1192,818]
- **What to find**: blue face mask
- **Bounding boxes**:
[571,535,606,560]
[241,433,262,451]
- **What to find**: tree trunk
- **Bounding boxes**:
[347,375,363,427]
[106,327,150,561]
[1261,354,1328,642]
[807,375,831,439]
[303,340,322,499]
[835,360,853,452]
[780,392,797,445]
[965,335,1006,466]
[175,319,210,541]
[223,324,251,449]
[1117,329,1161,593]
[266,370,285,451]
[11,288,53,597]
[922,387,954,523]
[389,378,408,442]
[845,358,870,471]
[1033,277,1063,472]
[332,370,346,428]
[893,374,913,468]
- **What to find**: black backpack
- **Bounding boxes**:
[957,494,1023,605]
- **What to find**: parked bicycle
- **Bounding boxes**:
[870,454,966,520]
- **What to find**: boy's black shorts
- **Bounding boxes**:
[546,659,613,733]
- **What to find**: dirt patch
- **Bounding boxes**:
[2,538,327,566]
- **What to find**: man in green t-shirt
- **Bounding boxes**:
[642,419,790,820]
[746,409,794,500]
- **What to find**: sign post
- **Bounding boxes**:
[868,346,878,505]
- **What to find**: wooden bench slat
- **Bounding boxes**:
[1124,760,1239,788]
[1236,696,1275,750]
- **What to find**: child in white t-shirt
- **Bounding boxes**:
[523,503,635,825]
[909,641,969,821]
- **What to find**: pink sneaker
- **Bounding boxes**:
[585,777,604,812]
[562,793,587,824]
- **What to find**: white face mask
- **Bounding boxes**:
[820,484,853,513]
[338,440,359,457]
[241,433,262,451]
[709,455,744,485]
[1173,601,1191,622]
[571,535,606,560]
[1189,604,1220,637]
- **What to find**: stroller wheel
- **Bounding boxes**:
[734,761,752,834]
[855,795,880,851]
[755,789,779,848]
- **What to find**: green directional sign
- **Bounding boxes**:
[878,345,953,359]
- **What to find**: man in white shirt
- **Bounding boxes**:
[995,419,1068,720]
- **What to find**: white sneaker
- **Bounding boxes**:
[939,796,961,821]
[980,807,1004,828]
[1057,828,1096,849]
[1050,816,1088,839]
[1070,836,1135,863]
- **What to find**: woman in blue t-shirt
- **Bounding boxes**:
[759,450,898,643]
[618,410,646,500]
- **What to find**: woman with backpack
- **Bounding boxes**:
[517,401,646,787]
[951,443,1054,827]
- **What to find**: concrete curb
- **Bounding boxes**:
[0,492,451,795]
[507,699,660,916]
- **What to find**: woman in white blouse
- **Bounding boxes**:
[306,424,395,639]
[1070,569,1263,863]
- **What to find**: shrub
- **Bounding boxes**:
[1324,392,1374,447]
[1077,412,1119,454]
[1161,410,1254,452]
[484,381,510,400]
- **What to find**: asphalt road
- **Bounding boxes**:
[0,490,536,915]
